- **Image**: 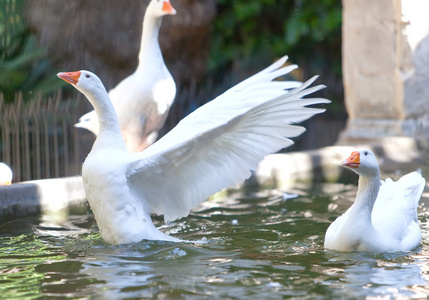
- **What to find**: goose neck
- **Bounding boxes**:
[353,173,381,218]
[138,13,163,65]
[86,88,126,150]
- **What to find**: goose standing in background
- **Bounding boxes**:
[324,149,425,252]
[76,0,177,152]
[58,56,330,244]
[0,162,12,186]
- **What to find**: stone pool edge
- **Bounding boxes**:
[0,176,85,220]
[255,137,427,190]
[0,137,426,219]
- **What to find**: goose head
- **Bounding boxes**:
[0,163,12,186]
[147,0,176,17]
[341,149,380,177]
[57,71,108,106]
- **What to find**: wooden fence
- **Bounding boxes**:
[0,92,94,182]
[0,77,221,183]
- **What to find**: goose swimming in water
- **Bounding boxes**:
[324,149,425,252]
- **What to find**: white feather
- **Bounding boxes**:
[0,163,12,185]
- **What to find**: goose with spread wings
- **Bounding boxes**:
[58,56,330,244]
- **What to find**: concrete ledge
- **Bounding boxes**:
[1,138,427,219]
[0,176,85,221]
[254,146,355,189]
[254,137,428,189]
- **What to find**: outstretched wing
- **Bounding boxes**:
[126,56,330,221]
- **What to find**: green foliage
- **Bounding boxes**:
[0,0,63,103]
[284,0,341,47]
[211,0,341,63]
[209,0,342,79]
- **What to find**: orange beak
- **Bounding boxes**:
[341,151,360,168]
[57,71,81,85]
[162,0,176,15]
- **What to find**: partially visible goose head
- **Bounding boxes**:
[147,0,176,17]
[57,71,108,106]
[342,149,380,177]
[0,163,12,186]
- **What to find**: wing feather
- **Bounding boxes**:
[373,171,425,240]
[126,56,330,221]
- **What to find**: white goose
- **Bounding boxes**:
[75,0,177,152]
[0,163,12,186]
[324,149,425,252]
[58,56,330,244]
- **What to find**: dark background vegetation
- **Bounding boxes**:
[0,0,343,108]
[0,0,62,103]
[210,0,342,109]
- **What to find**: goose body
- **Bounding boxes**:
[76,0,177,152]
[324,149,425,252]
[58,56,330,244]
[0,163,12,186]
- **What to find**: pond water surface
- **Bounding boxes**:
[1,179,429,299]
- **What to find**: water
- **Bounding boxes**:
[1,182,429,299]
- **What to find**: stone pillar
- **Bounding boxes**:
[338,0,429,145]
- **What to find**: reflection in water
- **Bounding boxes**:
[0,183,428,298]
[322,251,429,298]
[80,253,155,298]
[74,240,245,298]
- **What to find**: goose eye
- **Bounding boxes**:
[364,151,368,156]
[85,74,90,78]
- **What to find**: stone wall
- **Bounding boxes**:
[338,0,429,145]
